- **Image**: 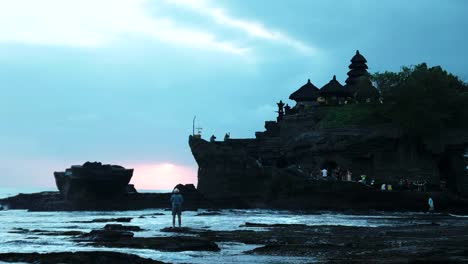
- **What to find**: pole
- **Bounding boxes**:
[192,116,196,136]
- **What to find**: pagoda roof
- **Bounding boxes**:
[319,75,349,97]
[348,62,368,69]
[289,79,320,102]
[347,68,369,77]
[350,50,367,64]
[345,77,358,86]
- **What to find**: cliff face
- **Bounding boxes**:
[189,110,468,202]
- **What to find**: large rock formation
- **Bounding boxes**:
[189,107,468,207]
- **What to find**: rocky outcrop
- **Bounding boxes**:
[103,224,143,232]
[189,107,468,205]
[77,228,220,252]
[0,186,210,211]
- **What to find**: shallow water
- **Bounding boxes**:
[1,189,467,263]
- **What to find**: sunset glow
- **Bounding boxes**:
[129,163,197,190]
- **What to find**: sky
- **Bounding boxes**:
[0,0,467,190]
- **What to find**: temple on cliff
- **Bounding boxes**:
[189,50,468,200]
[286,50,379,115]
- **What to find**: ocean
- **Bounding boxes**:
[0,187,467,263]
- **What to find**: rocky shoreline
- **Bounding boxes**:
[1,188,468,213]
[1,213,468,263]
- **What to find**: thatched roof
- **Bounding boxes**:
[319,75,349,97]
[289,79,320,102]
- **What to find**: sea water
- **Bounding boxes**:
[0,188,466,264]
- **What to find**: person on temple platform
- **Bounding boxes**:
[333,167,339,180]
[346,170,352,181]
[224,132,230,141]
[284,104,292,115]
[210,135,216,142]
[321,168,328,179]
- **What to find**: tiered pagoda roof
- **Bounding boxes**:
[345,50,369,87]
[289,79,320,102]
[319,75,349,97]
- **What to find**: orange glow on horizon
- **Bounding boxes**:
[128,163,197,190]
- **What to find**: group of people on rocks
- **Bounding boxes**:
[398,178,428,192]
[310,165,432,193]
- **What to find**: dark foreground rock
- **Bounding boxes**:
[104,224,144,231]
[88,235,220,252]
[0,251,166,264]
[160,220,468,263]
[71,217,133,223]
[83,229,134,241]
[77,228,220,252]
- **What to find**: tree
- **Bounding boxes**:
[372,63,468,136]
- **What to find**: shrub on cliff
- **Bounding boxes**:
[317,104,386,128]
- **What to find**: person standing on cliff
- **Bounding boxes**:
[170,188,184,228]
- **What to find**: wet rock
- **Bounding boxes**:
[104,224,143,232]
[139,213,165,218]
[83,229,134,242]
[195,211,222,216]
[72,217,132,223]
[0,251,166,264]
[157,220,468,262]
[248,243,344,256]
[240,222,308,228]
[83,235,220,252]
[75,226,220,252]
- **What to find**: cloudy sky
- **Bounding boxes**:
[1,0,467,190]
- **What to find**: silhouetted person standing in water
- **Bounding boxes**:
[170,188,184,227]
